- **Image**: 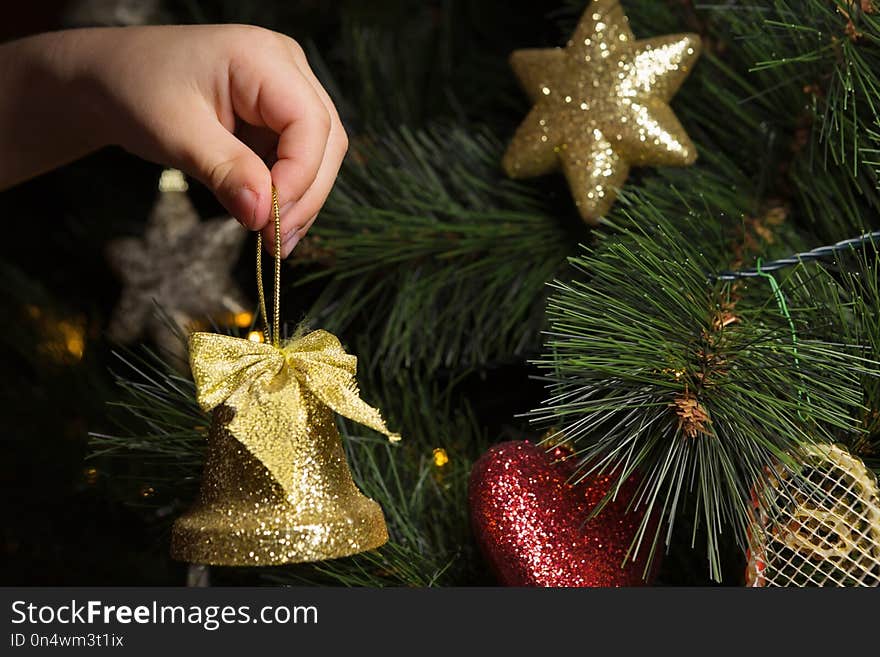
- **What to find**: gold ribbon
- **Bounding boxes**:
[187,187,399,493]
[190,329,400,493]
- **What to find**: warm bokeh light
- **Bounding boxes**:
[30,305,87,365]
[83,467,99,485]
[58,320,85,361]
[234,311,254,328]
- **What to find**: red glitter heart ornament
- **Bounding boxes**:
[469,440,660,586]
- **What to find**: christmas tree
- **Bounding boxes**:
[3,0,878,586]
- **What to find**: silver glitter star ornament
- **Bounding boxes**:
[502,0,701,223]
[106,169,250,358]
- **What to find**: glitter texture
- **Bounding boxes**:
[171,330,399,566]
[502,0,700,223]
[106,170,249,359]
[469,441,659,587]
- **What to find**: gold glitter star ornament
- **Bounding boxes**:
[502,0,701,223]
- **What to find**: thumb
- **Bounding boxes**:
[176,117,272,231]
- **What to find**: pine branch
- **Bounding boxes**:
[88,346,204,508]
[558,2,880,240]
[291,0,880,380]
[532,195,877,581]
[293,123,580,375]
[690,0,880,240]
[819,240,880,466]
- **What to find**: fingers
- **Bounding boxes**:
[235,122,278,163]
[260,212,315,259]
[261,115,346,255]
[260,40,348,255]
[279,213,317,258]
[174,104,272,230]
[206,31,347,254]
[227,46,331,231]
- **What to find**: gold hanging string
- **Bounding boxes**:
[255,232,269,341]
[256,187,282,346]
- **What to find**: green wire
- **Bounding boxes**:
[755,258,811,422]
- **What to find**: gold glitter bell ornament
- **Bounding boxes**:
[171,190,400,566]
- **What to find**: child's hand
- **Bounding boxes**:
[0,25,347,256]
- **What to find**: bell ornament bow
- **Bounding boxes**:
[189,329,400,494]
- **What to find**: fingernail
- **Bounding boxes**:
[237,187,258,229]
[281,233,300,257]
[278,200,295,217]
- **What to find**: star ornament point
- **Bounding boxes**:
[502,0,701,223]
[106,173,249,360]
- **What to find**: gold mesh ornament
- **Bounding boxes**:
[746,444,880,587]
[171,189,399,566]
